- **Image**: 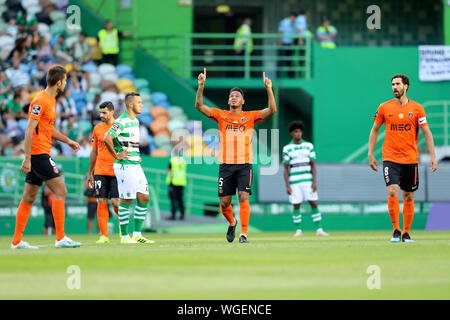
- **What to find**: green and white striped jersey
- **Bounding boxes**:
[282,140,316,185]
[107,111,140,165]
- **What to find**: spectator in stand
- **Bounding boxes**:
[55,88,78,129]
[7,37,29,64]
[67,61,90,94]
[35,36,53,60]
[70,33,92,64]
[98,20,134,66]
[5,57,30,90]
[30,59,47,89]
[232,18,253,77]
[4,87,27,121]
[316,17,338,49]
[6,18,19,39]
[278,12,297,78]
[0,71,12,107]
[139,123,150,155]
[53,35,73,64]
[295,9,309,44]
[16,10,38,33]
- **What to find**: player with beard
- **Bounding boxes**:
[195,68,277,243]
[368,74,437,243]
[11,65,82,249]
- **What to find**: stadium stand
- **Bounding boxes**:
[0,0,218,158]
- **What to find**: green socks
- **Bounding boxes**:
[118,202,131,237]
[134,202,147,233]
[312,207,323,230]
[292,208,302,230]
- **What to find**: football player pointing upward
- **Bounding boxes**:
[368,74,437,243]
[195,68,276,243]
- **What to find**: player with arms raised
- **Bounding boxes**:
[195,68,276,243]
[368,74,437,243]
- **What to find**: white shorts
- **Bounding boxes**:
[289,182,318,204]
[113,164,149,199]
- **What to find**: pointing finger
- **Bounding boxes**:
[263,72,266,80]
[204,67,206,76]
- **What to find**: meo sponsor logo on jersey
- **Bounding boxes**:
[31,105,42,116]
[390,123,411,131]
[226,124,245,132]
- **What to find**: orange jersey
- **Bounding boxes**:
[28,90,56,155]
[374,99,428,164]
[209,108,264,164]
[91,122,115,176]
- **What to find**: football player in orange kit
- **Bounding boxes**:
[368,74,437,243]
[11,65,81,249]
[195,68,277,243]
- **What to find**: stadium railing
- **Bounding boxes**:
[124,33,312,80]
[0,163,219,221]
[142,167,220,216]
[343,100,450,163]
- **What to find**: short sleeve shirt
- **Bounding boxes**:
[209,108,264,164]
[373,99,428,164]
[91,122,115,176]
[28,90,56,155]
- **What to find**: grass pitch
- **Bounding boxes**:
[1,230,450,299]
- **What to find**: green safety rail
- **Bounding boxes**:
[142,166,220,215]
[125,33,312,80]
[343,100,450,163]
[0,163,220,217]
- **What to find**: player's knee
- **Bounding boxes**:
[137,194,149,204]
[22,192,37,204]
[55,186,67,198]
[220,199,231,209]
[404,193,414,201]
[238,193,249,203]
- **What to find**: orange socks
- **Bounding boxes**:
[239,201,250,236]
[387,196,400,231]
[12,201,32,245]
[52,199,66,241]
[221,205,235,225]
[97,203,109,237]
[402,200,414,234]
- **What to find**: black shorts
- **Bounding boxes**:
[383,161,419,192]
[25,154,61,186]
[87,201,97,219]
[94,175,119,199]
[218,164,253,197]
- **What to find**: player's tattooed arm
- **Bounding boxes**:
[52,129,80,151]
[20,118,39,174]
[368,122,381,171]
[195,67,212,117]
[261,72,277,120]
[421,125,438,172]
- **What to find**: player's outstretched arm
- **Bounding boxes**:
[368,122,381,171]
[195,67,212,118]
[20,118,39,174]
[52,129,80,152]
[421,125,438,172]
[260,72,277,120]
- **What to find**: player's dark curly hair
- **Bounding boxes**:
[99,101,114,111]
[288,120,304,132]
[391,74,409,91]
